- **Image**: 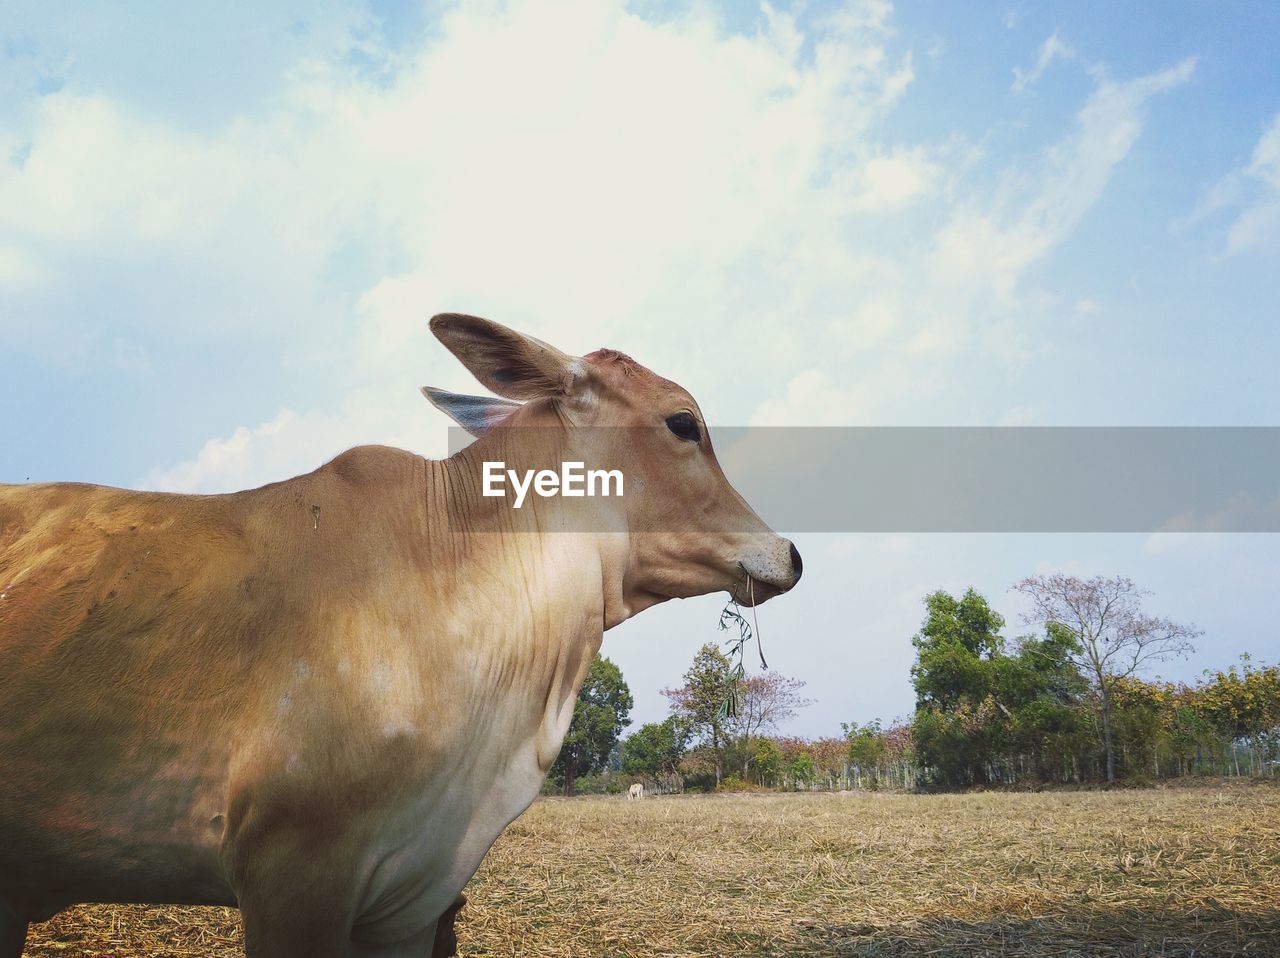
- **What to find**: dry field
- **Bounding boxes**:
[24,784,1280,957]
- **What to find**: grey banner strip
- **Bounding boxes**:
[448,427,1280,532]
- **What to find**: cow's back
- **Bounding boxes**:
[0,479,274,715]
[1,480,254,661]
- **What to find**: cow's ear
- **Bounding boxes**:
[421,387,523,438]
[429,313,581,401]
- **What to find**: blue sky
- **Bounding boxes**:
[3,1,1278,736]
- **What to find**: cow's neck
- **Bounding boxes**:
[387,431,612,780]
[429,426,634,631]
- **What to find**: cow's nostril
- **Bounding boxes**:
[789,542,803,582]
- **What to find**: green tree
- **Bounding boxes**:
[1194,656,1280,775]
[662,644,734,787]
[552,655,633,797]
[621,716,690,788]
[911,588,1006,710]
[789,752,817,789]
[843,720,887,787]
[910,589,1096,787]
[1000,626,1091,781]
[745,736,784,787]
[910,588,1008,786]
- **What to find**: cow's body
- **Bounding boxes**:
[0,444,597,952]
[0,315,800,956]
[627,783,644,800]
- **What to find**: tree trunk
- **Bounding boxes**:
[1100,688,1116,784]
[564,760,577,797]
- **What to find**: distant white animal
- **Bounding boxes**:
[628,783,645,800]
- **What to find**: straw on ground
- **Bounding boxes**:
[24,784,1280,957]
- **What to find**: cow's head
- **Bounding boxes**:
[423,313,801,617]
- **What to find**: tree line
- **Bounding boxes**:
[547,574,1280,795]
[910,578,1278,787]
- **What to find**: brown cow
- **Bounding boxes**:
[0,314,801,956]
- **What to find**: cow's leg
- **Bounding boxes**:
[240,893,357,958]
[349,894,467,958]
[431,894,466,958]
[349,925,434,958]
[0,897,28,958]
[235,847,361,958]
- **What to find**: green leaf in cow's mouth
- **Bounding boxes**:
[718,577,766,719]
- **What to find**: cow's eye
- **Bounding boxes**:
[665,412,701,443]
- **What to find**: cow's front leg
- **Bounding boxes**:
[233,844,362,958]
[349,894,467,958]
[0,897,28,958]
[240,890,359,958]
[431,894,466,958]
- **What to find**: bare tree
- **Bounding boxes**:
[663,645,812,786]
[727,672,812,741]
[1012,574,1199,783]
[725,672,812,778]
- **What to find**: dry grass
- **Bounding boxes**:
[25,784,1280,957]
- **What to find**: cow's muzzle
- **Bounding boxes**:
[734,538,802,605]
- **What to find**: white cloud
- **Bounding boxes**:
[2,2,1199,489]
[930,58,1196,301]
[0,91,364,337]
[142,274,461,492]
[1225,115,1280,255]
[1144,533,1225,558]
[71,0,920,489]
[836,292,902,350]
[145,410,300,493]
[107,338,151,373]
[0,246,47,289]
[995,403,1044,426]
[1011,31,1076,93]
[1031,557,1088,576]
[745,54,1198,429]
[1175,113,1280,256]
[1224,197,1280,255]
[1247,118,1280,188]
[847,148,941,210]
[750,370,861,427]
[747,352,938,427]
